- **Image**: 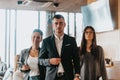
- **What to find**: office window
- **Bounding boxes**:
[76,13,83,46]
[8,10,16,67]
[0,9,5,61]
[16,10,38,54]
[0,9,48,67]
[69,13,75,37]
[39,11,47,39]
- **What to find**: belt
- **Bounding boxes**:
[57,72,65,77]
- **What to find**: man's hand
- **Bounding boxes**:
[74,74,81,80]
[49,58,61,65]
[74,77,81,80]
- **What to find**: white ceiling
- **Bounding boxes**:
[0,0,88,12]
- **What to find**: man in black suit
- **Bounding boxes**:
[39,14,80,80]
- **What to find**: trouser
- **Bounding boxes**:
[55,72,67,80]
[29,75,40,80]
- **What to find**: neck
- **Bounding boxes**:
[55,33,64,39]
[86,41,92,48]
[32,46,39,51]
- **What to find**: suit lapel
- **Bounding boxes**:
[50,35,59,57]
[61,35,68,55]
[24,48,31,65]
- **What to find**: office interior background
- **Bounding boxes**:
[0,0,120,79]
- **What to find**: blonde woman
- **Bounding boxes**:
[19,29,45,80]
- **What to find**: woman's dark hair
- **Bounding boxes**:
[80,26,98,59]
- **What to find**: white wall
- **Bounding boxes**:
[96,30,120,61]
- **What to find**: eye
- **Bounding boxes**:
[55,22,58,25]
[54,22,64,26]
[33,36,35,38]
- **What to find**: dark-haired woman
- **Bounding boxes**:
[79,26,108,80]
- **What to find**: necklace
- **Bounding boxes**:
[30,49,39,57]
[31,49,38,53]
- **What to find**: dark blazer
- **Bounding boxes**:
[39,34,80,80]
[79,46,108,80]
[19,47,45,80]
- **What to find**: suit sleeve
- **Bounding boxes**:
[19,50,25,68]
[39,40,51,66]
[72,38,80,74]
[19,49,28,68]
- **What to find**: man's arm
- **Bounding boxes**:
[39,40,51,66]
[72,38,80,74]
[71,38,81,80]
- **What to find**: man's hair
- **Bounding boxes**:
[52,14,64,20]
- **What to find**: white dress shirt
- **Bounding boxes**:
[54,34,64,73]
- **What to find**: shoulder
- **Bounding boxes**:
[97,45,103,50]
[97,45,104,57]
[21,48,30,53]
[42,36,53,46]
[43,35,53,41]
[44,35,51,39]
[20,48,30,56]
[64,34,75,40]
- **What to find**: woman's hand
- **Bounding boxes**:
[21,65,30,70]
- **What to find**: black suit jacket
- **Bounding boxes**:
[39,34,80,80]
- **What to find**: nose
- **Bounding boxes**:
[34,37,38,41]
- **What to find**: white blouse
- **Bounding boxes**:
[27,56,40,76]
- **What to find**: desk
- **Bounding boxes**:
[106,61,120,80]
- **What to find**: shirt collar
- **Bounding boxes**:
[54,34,64,40]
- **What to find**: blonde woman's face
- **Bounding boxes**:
[85,28,94,41]
[31,32,42,46]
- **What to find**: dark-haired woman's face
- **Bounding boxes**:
[85,28,94,41]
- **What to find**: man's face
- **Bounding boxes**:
[52,18,66,35]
